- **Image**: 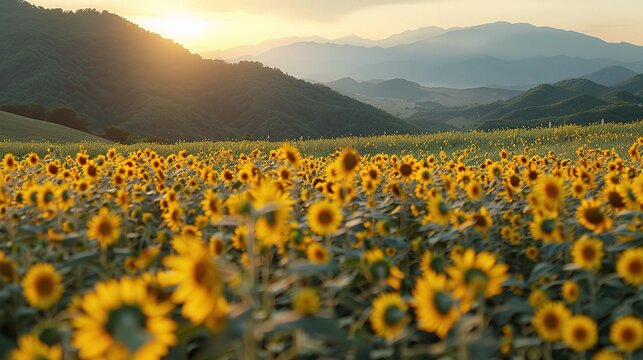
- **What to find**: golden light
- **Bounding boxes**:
[133,14,216,45]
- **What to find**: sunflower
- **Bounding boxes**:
[412,271,460,338]
[10,334,61,360]
[610,316,643,352]
[307,242,330,264]
[397,157,415,180]
[529,214,564,243]
[532,302,572,342]
[22,263,63,310]
[162,202,184,232]
[592,350,624,360]
[447,249,508,308]
[562,280,579,303]
[562,315,597,352]
[307,200,343,235]
[26,152,40,167]
[201,189,223,223]
[278,143,302,168]
[616,248,643,286]
[571,236,604,271]
[162,238,228,324]
[576,198,612,233]
[2,153,16,170]
[533,175,566,214]
[528,288,548,307]
[0,250,17,283]
[603,185,629,212]
[335,148,360,180]
[520,245,538,261]
[87,207,122,248]
[465,180,483,200]
[426,194,451,226]
[470,207,493,233]
[570,179,589,199]
[292,288,321,316]
[370,293,407,341]
[83,160,100,180]
[72,277,177,359]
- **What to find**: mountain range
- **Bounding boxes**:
[0,0,418,141]
[211,22,643,87]
[407,75,643,130]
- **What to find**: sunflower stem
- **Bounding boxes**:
[587,270,597,318]
[543,341,553,360]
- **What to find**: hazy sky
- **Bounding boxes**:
[28,0,643,52]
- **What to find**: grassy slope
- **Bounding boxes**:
[0,110,108,142]
[1,122,640,161]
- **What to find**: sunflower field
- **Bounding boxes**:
[0,125,642,359]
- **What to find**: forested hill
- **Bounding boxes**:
[0,0,418,141]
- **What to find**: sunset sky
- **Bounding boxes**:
[28,0,643,52]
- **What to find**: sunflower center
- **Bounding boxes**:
[583,208,604,224]
[434,291,454,315]
[399,164,412,177]
[213,241,223,255]
[384,304,405,326]
[106,305,150,352]
[581,245,597,261]
[608,192,625,208]
[286,151,297,164]
[98,220,114,237]
[572,326,588,342]
[620,327,635,343]
[544,183,559,199]
[464,268,489,294]
[314,249,325,260]
[193,259,211,285]
[627,259,642,276]
[543,312,559,330]
[317,210,333,226]
[342,153,358,172]
[34,274,54,296]
[473,214,488,228]
[510,175,520,187]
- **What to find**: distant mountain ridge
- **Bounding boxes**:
[581,66,638,86]
[201,26,450,60]
[0,0,420,141]
[324,78,521,107]
[407,74,643,130]
[221,22,643,87]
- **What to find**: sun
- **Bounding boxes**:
[133,14,215,45]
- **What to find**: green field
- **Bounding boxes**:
[1,121,641,161]
[0,110,108,143]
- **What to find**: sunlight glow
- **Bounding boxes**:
[133,14,216,44]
